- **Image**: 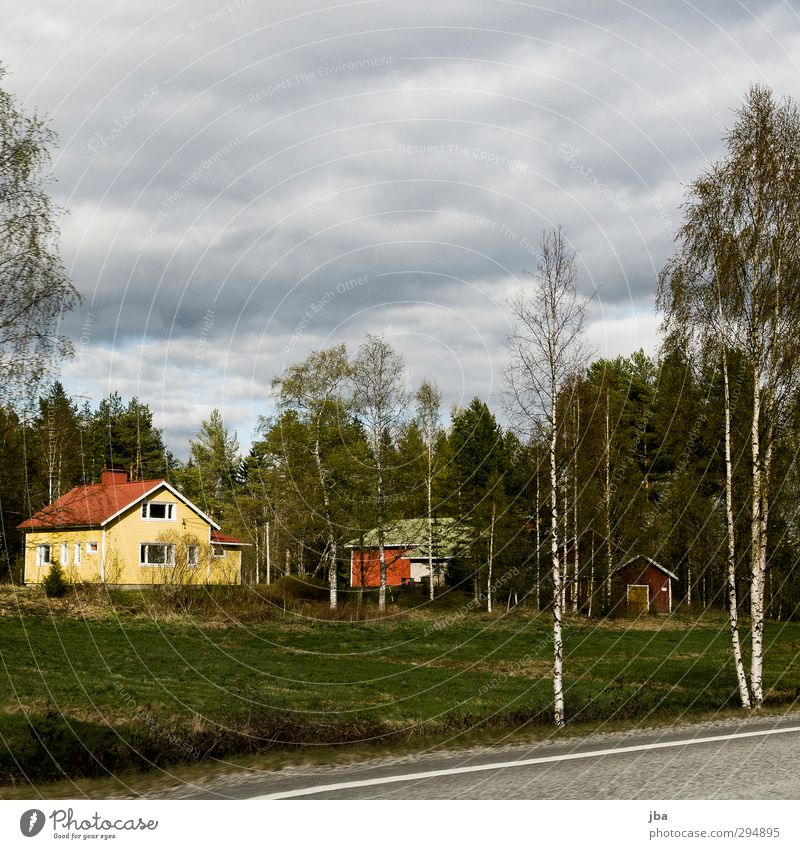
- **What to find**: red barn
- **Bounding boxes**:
[612,555,677,614]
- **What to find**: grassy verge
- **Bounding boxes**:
[1,583,799,794]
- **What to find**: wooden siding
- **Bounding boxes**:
[612,558,672,614]
[351,548,413,587]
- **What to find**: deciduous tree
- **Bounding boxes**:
[0,67,79,405]
[506,226,590,727]
[659,85,800,708]
[352,336,408,612]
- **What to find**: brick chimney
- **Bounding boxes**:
[101,468,129,486]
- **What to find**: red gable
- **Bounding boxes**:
[210,531,249,545]
[17,477,168,531]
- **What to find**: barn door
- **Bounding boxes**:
[626,584,649,615]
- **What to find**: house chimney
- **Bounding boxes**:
[101,468,129,486]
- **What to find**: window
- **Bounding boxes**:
[73,543,82,566]
[212,545,225,558]
[35,544,51,566]
[86,541,98,554]
[141,501,175,520]
[140,543,175,566]
[187,545,199,568]
[60,543,68,565]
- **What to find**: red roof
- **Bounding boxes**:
[211,531,249,546]
[18,479,167,530]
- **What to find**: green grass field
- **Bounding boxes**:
[1,583,799,791]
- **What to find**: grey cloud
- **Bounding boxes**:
[6,0,798,450]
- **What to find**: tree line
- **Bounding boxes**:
[3,314,799,631]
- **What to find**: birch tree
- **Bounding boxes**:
[534,446,542,611]
[572,397,580,613]
[0,67,80,406]
[415,379,442,600]
[352,336,408,613]
[658,85,800,708]
[272,345,353,610]
[506,226,590,727]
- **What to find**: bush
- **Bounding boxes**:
[269,574,330,602]
[41,562,68,598]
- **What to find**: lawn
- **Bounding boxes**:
[1,583,799,789]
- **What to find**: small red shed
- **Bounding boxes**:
[612,555,677,614]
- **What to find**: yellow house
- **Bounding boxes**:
[18,468,248,586]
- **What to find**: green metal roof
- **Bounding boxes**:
[347,517,473,559]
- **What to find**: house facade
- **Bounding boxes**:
[348,518,469,588]
[18,468,247,586]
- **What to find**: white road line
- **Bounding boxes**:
[251,724,800,799]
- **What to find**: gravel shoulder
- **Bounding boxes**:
[141,707,800,800]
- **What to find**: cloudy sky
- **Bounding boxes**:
[5,1,800,455]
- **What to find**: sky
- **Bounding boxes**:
[4,1,800,456]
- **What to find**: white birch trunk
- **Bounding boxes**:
[551,398,565,727]
[572,400,579,614]
[427,430,434,601]
[561,471,568,611]
[687,561,692,607]
[604,390,613,608]
[535,464,541,612]
[750,378,764,707]
[487,501,496,613]
[755,416,773,706]
[377,465,387,613]
[588,529,595,619]
[721,347,751,708]
[265,519,271,585]
[313,436,338,610]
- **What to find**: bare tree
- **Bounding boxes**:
[352,336,408,612]
[415,379,442,601]
[506,226,590,727]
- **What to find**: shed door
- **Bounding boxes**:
[626,584,649,615]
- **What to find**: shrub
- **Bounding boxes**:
[270,574,330,602]
[41,561,69,598]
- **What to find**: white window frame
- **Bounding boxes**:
[86,541,99,554]
[35,544,51,566]
[60,542,69,565]
[140,542,176,567]
[187,545,199,568]
[73,543,82,566]
[212,544,225,558]
[141,501,176,521]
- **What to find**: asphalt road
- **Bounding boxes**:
[161,714,800,800]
